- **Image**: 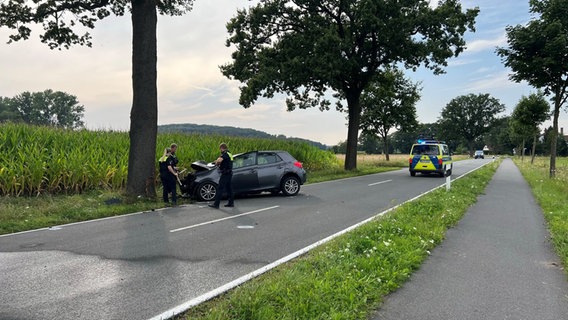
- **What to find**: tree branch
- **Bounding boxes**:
[35,0,110,20]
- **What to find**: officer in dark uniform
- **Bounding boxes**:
[209,143,234,208]
[159,144,179,206]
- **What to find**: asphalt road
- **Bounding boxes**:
[1,159,491,320]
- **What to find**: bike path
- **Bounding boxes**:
[372,158,568,320]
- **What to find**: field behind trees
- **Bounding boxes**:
[0,123,338,197]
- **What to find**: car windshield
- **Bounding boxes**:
[412,145,439,155]
[475,151,483,155]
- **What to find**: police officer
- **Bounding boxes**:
[159,144,179,206]
[209,143,234,208]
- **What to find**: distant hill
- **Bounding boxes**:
[158,123,329,150]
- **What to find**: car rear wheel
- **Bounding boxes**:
[410,171,416,177]
[281,176,300,196]
[196,181,217,201]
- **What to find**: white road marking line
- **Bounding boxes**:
[169,206,279,233]
[368,179,392,186]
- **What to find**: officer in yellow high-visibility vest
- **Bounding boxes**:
[159,144,179,206]
[209,143,234,208]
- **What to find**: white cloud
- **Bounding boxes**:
[463,70,520,92]
[465,33,507,53]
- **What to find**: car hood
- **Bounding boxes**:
[191,160,217,172]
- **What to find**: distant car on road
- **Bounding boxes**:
[474,150,484,159]
[181,150,307,201]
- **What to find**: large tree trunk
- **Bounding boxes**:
[382,134,390,161]
[345,91,362,170]
[126,0,158,198]
[550,95,560,178]
[530,134,537,164]
[521,138,525,162]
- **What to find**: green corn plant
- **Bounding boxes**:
[1,123,338,197]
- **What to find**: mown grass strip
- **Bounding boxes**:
[514,157,568,272]
[178,160,501,320]
[0,191,163,235]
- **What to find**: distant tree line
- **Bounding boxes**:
[332,92,568,158]
[0,90,85,129]
[158,123,329,150]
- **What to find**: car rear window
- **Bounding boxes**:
[258,153,281,165]
[412,144,439,155]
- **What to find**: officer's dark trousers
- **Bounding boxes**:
[214,173,233,207]
[161,176,177,204]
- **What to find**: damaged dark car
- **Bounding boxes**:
[180,150,307,201]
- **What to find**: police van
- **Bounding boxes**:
[409,139,453,177]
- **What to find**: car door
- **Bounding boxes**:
[231,152,259,193]
[256,152,284,189]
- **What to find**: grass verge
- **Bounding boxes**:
[178,160,500,319]
[0,190,171,235]
[513,157,568,271]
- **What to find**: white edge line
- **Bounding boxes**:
[148,160,496,320]
[0,206,176,238]
[169,206,280,233]
[368,179,392,186]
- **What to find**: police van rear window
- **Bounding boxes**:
[412,145,439,155]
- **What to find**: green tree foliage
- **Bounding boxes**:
[497,0,568,177]
[5,90,85,129]
[438,94,505,156]
[0,97,22,123]
[509,92,550,163]
[332,140,348,154]
[484,116,515,155]
[390,123,444,154]
[360,69,420,161]
[221,0,478,170]
[359,132,382,154]
[0,0,194,197]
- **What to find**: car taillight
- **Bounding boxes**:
[294,161,303,169]
[438,159,443,165]
[409,157,412,164]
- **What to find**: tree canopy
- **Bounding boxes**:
[438,93,505,156]
[221,0,478,170]
[360,69,420,161]
[509,92,550,163]
[2,90,85,129]
[497,0,568,177]
[0,96,21,123]
[0,0,194,197]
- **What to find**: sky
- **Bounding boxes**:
[1,0,567,146]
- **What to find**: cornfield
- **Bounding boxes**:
[0,123,338,196]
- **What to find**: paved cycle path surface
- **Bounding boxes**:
[372,158,568,320]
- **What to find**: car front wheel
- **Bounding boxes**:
[281,176,300,196]
[196,181,217,201]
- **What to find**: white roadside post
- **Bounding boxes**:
[446,174,451,191]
